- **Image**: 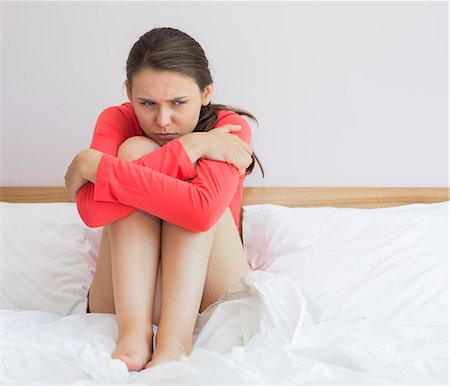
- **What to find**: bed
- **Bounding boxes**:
[1,186,448,385]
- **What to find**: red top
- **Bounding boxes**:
[75,102,251,233]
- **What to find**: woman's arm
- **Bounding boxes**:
[178,124,253,175]
[73,105,200,225]
[92,155,240,231]
[79,112,252,231]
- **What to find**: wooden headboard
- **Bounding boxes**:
[1,187,449,208]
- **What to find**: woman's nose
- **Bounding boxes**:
[155,107,172,129]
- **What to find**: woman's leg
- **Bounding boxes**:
[88,136,251,370]
[148,206,251,368]
[87,225,115,314]
[108,210,161,371]
[200,208,251,313]
[149,220,216,367]
[89,137,163,372]
[88,225,163,319]
[87,205,245,322]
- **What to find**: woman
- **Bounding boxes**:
[64,27,262,372]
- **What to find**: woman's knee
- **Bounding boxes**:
[117,136,161,161]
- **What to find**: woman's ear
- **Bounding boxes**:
[201,84,214,106]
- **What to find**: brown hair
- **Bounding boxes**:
[126,27,264,177]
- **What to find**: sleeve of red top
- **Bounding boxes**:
[92,111,252,232]
[76,105,197,227]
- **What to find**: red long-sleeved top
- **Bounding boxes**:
[75,102,251,233]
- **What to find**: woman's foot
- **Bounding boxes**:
[145,337,190,369]
[112,331,153,372]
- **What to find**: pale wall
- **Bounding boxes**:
[1,1,448,187]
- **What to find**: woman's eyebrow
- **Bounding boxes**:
[137,96,189,103]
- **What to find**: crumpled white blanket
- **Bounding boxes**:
[2,270,447,384]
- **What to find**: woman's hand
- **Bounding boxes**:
[179,125,253,175]
[64,149,103,201]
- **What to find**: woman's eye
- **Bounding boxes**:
[173,100,185,106]
[141,102,155,107]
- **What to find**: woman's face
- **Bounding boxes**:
[126,68,213,146]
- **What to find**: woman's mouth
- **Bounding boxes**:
[154,133,178,141]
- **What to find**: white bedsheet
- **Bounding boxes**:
[1,202,448,384]
[2,270,447,384]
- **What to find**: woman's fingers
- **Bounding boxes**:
[223,140,253,174]
[211,125,253,154]
[231,146,253,175]
[241,140,253,155]
[241,150,253,174]
[201,125,254,174]
[64,152,90,201]
[65,167,80,201]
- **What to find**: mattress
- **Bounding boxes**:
[1,201,448,384]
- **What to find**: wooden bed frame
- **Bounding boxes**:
[1,186,449,208]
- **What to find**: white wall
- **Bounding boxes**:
[1,1,448,187]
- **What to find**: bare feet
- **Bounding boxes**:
[145,337,190,369]
[112,331,153,372]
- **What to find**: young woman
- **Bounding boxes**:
[64,27,262,372]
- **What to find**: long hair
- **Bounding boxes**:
[126,27,264,176]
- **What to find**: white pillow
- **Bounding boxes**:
[2,200,447,325]
[1,202,101,316]
[243,202,448,325]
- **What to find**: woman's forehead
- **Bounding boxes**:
[131,68,199,96]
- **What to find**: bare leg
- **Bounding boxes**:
[87,135,163,317]
[108,210,161,371]
[88,136,251,371]
[89,137,162,372]
[87,226,115,314]
[147,207,251,368]
[200,208,251,313]
[148,220,216,367]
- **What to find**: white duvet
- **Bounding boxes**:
[1,201,448,384]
